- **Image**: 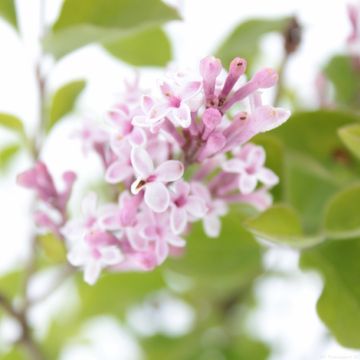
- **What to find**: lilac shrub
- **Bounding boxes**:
[17,56,290,285]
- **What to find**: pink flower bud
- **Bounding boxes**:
[202,108,222,129]
[199,56,222,82]
[252,68,278,88]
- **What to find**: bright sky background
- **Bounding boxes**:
[0,0,359,359]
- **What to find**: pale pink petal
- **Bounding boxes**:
[213,200,228,216]
[257,168,279,187]
[222,159,245,173]
[167,234,186,247]
[186,196,207,218]
[171,103,191,128]
[155,237,169,264]
[131,146,154,178]
[204,215,221,238]
[144,182,170,213]
[252,106,290,133]
[67,243,87,266]
[141,225,158,240]
[180,81,202,100]
[98,212,120,231]
[127,228,149,251]
[247,145,265,168]
[172,180,190,198]
[105,162,133,184]
[132,115,150,127]
[239,173,257,194]
[100,246,124,265]
[170,206,187,234]
[84,260,101,285]
[141,95,154,113]
[155,160,184,183]
[129,127,146,147]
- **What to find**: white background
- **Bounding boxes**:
[0,0,359,359]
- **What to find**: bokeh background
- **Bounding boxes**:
[0,0,359,359]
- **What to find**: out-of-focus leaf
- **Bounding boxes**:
[168,211,263,289]
[323,183,360,239]
[216,17,290,69]
[0,113,24,136]
[301,238,360,348]
[0,0,17,30]
[37,233,67,263]
[224,336,270,360]
[324,55,360,109]
[44,0,180,59]
[0,270,22,299]
[338,123,360,160]
[104,27,171,66]
[0,349,25,360]
[245,204,324,248]
[48,80,86,132]
[0,142,21,171]
[270,110,360,236]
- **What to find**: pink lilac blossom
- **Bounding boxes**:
[17,55,290,285]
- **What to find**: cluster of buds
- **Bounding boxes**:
[18,56,290,285]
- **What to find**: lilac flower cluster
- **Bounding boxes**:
[18,56,290,285]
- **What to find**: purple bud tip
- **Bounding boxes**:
[202,108,222,129]
[199,56,222,81]
[229,57,247,76]
[63,171,77,184]
[252,68,278,88]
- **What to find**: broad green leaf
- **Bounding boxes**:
[301,238,360,348]
[272,110,360,172]
[245,204,323,248]
[48,80,86,132]
[44,0,180,59]
[0,142,21,171]
[324,183,360,239]
[0,113,24,136]
[37,233,67,263]
[338,123,360,160]
[168,211,263,285]
[0,0,17,30]
[224,336,270,360]
[270,110,360,235]
[104,27,171,66]
[0,349,25,360]
[216,17,290,69]
[324,55,360,109]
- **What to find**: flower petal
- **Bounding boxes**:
[171,103,191,128]
[84,260,101,285]
[222,159,245,173]
[131,146,154,178]
[204,214,221,238]
[155,237,169,264]
[155,160,184,183]
[105,162,133,184]
[127,228,149,251]
[239,173,257,194]
[129,127,146,147]
[144,182,170,213]
[257,168,279,187]
[100,246,124,266]
[170,206,187,234]
[186,196,207,218]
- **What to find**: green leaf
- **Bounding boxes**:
[0,113,24,136]
[37,233,67,263]
[338,123,360,160]
[0,0,17,30]
[44,0,180,59]
[216,17,290,69]
[0,142,21,171]
[0,270,22,299]
[168,211,263,286]
[245,204,323,248]
[324,55,360,109]
[104,27,171,66]
[48,80,86,132]
[324,183,360,239]
[301,238,360,348]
